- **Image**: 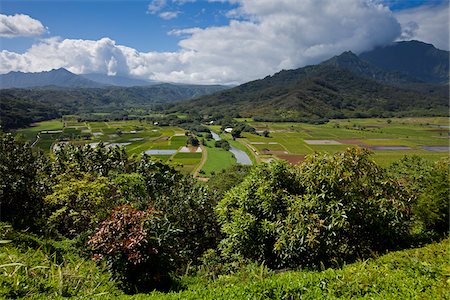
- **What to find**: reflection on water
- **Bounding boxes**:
[210,131,252,165]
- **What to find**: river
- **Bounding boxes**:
[210,131,252,165]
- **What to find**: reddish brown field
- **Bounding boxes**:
[277,154,305,165]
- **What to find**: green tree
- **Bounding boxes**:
[0,133,48,228]
[45,172,121,238]
[217,148,412,269]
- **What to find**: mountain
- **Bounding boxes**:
[359,40,449,84]
[170,52,448,121]
[321,51,418,84]
[0,68,105,89]
[80,73,158,87]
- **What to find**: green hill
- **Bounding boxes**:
[170,62,448,121]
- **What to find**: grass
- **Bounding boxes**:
[201,138,236,176]
[0,242,121,299]
[126,238,449,299]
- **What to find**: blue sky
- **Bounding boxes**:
[1,0,238,53]
[0,0,448,84]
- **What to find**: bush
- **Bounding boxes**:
[0,133,48,228]
[44,172,121,238]
[217,148,412,269]
[214,140,230,151]
[388,156,449,236]
[87,205,178,293]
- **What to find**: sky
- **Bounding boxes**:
[0,0,448,84]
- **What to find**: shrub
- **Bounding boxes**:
[44,172,121,238]
[87,205,178,293]
[217,148,412,269]
[388,156,449,236]
[0,133,48,228]
[137,156,220,266]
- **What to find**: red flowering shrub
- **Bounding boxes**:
[87,205,178,293]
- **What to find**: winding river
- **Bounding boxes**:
[210,131,252,165]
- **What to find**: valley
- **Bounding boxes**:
[17,116,448,177]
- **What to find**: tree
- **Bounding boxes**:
[186,136,199,147]
[217,148,411,269]
[262,130,270,137]
[0,133,48,228]
[88,205,178,293]
[45,172,121,238]
[231,129,241,139]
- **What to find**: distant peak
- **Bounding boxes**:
[52,68,72,73]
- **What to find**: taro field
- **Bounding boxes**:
[16,117,449,176]
[16,119,203,174]
[232,117,449,167]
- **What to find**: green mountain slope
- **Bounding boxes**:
[170,62,448,121]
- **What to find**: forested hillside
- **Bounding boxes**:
[170,63,448,122]
[0,84,227,130]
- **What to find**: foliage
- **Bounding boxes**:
[113,173,148,209]
[137,155,220,266]
[52,143,132,176]
[126,238,449,300]
[415,159,449,235]
[0,224,121,299]
[0,133,48,228]
[44,172,121,238]
[87,205,178,293]
[214,140,230,151]
[217,148,412,269]
[207,165,252,198]
[186,136,199,147]
[231,128,241,139]
[388,156,449,236]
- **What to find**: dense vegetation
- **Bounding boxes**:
[169,62,448,122]
[1,132,448,298]
[0,84,226,130]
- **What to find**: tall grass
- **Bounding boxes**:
[0,243,121,298]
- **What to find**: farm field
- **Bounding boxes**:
[16,117,448,175]
[17,119,204,174]
[233,117,449,166]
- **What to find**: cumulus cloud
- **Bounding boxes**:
[0,13,47,38]
[1,0,404,84]
[395,3,449,50]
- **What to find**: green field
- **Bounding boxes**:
[16,117,448,175]
[200,137,236,176]
[17,120,202,174]
[236,117,448,166]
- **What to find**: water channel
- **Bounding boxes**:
[210,131,252,165]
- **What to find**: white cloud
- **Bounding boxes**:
[0,14,47,38]
[395,3,449,50]
[147,0,167,14]
[1,0,404,84]
[159,11,180,20]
